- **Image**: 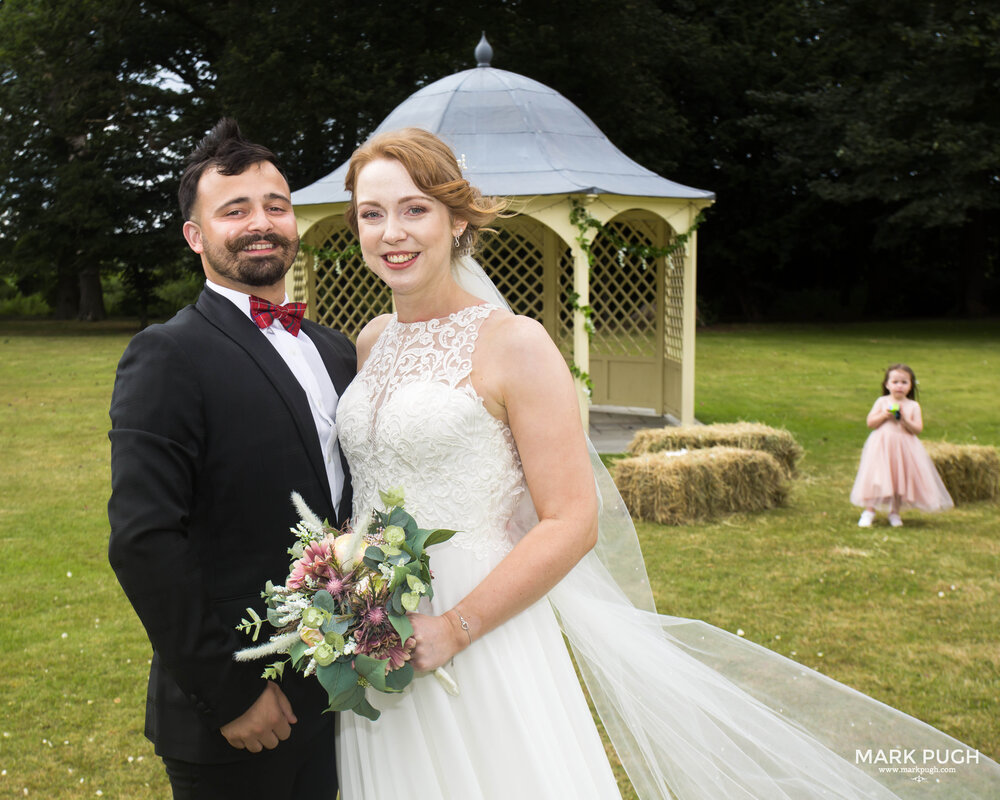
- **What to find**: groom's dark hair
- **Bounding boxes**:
[178,118,288,221]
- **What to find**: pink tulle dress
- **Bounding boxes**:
[850,395,954,512]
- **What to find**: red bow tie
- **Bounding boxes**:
[249,296,307,336]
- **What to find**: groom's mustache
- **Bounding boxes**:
[226,232,298,254]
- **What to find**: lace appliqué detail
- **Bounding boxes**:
[337,304,524,559]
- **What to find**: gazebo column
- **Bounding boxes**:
[294,216,322,315]
[680,227,699,425]
[570,240,593,429]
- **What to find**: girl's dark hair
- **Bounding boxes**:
[881,363,918,400]
[177,118,287,221]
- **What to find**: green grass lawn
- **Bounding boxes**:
[1,317,997,798]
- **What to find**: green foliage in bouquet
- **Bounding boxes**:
[235,489,456,720]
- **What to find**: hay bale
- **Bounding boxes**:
[924,441,1000,504]
[613,446,789,526]
[627,422,803,475]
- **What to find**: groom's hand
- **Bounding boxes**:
[220,681,297,753]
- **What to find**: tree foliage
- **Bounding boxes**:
[0,0,997,320]
[749,0,1000,315]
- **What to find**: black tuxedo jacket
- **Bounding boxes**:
[108,288,355,763]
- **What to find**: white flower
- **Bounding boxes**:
[333,530,364,570]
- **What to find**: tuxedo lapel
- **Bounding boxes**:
[194,289,330,502]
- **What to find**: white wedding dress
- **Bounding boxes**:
[335,303,622,799]
[335,301,1000,799]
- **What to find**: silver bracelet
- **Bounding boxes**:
[457,613,473,644]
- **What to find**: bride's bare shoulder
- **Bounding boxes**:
[480,310,565,371]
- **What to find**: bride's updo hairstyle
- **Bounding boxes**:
[344,127,508,257]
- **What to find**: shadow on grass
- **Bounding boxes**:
[0,318,158,338]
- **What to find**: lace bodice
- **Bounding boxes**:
[337,304,524,557]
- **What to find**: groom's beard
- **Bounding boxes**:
[204,232,300,287]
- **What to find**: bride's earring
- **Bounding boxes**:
[454,235,461,248]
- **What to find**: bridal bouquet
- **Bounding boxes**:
[234,488,457,720]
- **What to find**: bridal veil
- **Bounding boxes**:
[454,255,1000,799]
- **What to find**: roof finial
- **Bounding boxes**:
[475,32,493,68]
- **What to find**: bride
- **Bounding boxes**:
[333,127,999,799]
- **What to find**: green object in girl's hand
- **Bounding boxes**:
[889,403,900,419]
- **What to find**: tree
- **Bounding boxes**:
[751,0,1000,315]
[0,0,192,319]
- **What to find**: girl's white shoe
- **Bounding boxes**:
[858,510,876,527]
[888,513,903,527]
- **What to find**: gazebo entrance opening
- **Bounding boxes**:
[293,206,692,419]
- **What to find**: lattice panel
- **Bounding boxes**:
[556,248,575,358]
[288,249,308,304]
[589,218,659,357]
[310,224,391,341]
[478,220,544,322]
[665,245,686,362]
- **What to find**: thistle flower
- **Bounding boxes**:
[353,599,411,670]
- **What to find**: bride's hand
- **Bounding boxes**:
[406,610,468,671]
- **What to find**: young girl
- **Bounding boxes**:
[851,363,953,526]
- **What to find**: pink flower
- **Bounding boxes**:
[287,541,333,590]
[324,573,353,600]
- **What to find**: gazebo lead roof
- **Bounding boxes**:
[291,36,714,206]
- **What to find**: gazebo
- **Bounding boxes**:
[290,35,714,425]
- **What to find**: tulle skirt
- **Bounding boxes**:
[335,541,621,800]
[850,424,954,512]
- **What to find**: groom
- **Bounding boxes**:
[108,119,353,798]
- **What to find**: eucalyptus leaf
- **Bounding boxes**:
[316,660,356,704]
[266,607,284,627]
[353,696,381,721]
[354,654,389,692]
[388,612,413,643]
[424,528,458,547]
[289,639,309,668]
[385,662,414,692]
[329,684,365,713]
[406,529,431,555]
[321,614,351,635]
[385,507,411,529]
[312,590,336,613]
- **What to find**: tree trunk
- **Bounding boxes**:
[961,211,988,317]
[54,271,79,320]
[77,266,106,321]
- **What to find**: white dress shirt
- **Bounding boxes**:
[205,280,344,510]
